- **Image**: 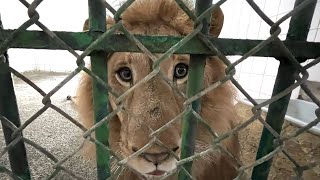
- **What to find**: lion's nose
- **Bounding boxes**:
[142,152,170,166]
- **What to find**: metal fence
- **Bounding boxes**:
[0,0,320,179]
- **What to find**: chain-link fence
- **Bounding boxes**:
[0,0,320,179]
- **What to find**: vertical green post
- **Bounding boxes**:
[88,0,110,179]
[252,0,316,179]
[0,54,31,180]
[0,16,31,180]
[178,1,213,179]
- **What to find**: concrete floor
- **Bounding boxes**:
[0,72,96,179]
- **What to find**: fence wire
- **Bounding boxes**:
[0,0,319,179]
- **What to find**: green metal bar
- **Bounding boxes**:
[0,54,31,180]
[251,61,297,179]
[179,0,212,179]
[1,30,320,59]
[252,0,317,179]
[0,16,31,180]
[88,0,110,179]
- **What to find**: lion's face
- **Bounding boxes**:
[78,0,230,178]
[108,51,191,177]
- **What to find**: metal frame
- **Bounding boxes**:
[0,0,319,179]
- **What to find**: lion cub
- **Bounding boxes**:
[76,0,240,179]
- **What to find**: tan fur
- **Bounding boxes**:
[76,0,240,179]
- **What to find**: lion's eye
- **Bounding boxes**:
[117,67,132,82]
[174,63,188,79]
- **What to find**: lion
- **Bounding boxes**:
[75,0,240,179]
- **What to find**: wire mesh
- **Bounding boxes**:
[0,0,319,179]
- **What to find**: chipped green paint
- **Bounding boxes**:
[179,0,213,179]
[1,30,320,60]
[88,0,111,179]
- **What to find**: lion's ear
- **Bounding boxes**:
[83,19,89,31]
[83,16,115,31]
[194,6,224,37]
[174,5,224,37]
[208,6,224,37]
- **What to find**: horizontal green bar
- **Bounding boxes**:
[1,30,320,60]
